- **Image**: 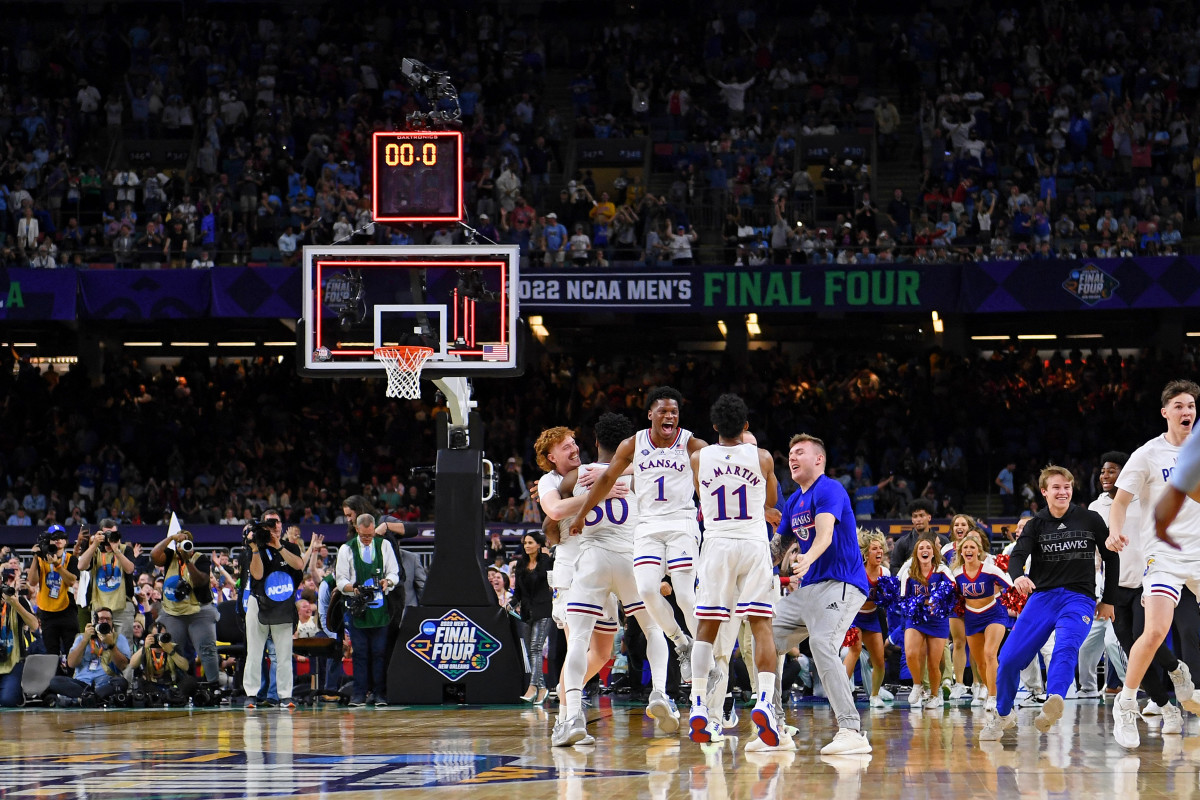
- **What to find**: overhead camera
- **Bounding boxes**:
[400,57,461,126]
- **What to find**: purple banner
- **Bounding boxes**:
[210,267,303,318]
[79,270,211,319]
[0,267,77,320]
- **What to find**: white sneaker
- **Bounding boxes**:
[1162,703,1184,735]
[1018,693,1047,709]
[751,700,782,747]
[551,713,588,747]
[978,710,1017,741]
[745,731,797,752]
[1168,662,1195,705]
[878,687,895,702]
[721,703,739,730]
[1074,689,1103,699]
[985,697,997,713]
[924,694,944,710]
[674,637,693,684]
[869,695,886,709]
[1142,700,1164,717]
[1033,694,1064,733]
[820,728,872,755]
[973,686,989,706]
[908,685,925,706]
[949,683,968,701]
[647,690,680,734]
[1113,697,1142,749]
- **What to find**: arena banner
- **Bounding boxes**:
[960,256,1199,311]
[520,265,957,312]
[0,267,76,320]
[210,266,303,318]
[79,270,211,319]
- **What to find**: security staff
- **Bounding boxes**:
[243,510,304,709]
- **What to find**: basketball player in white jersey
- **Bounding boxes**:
[534,427,624,709]
[552,413,675,745]
[570,386,704,683]
[686,394,782,749]
[1108,380,1200,748]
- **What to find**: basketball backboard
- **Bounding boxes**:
[299,244,520,379]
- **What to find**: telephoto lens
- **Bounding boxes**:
[179,539,195,554]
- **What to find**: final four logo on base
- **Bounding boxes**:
[407,609,502,680]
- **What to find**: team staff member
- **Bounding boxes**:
[335,513,400,707]
[28,525,79,661]
[980,465,1118,741]
[151,530,220,684]
[244,510,305,709]
[78,519,137,639]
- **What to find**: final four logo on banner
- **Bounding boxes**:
[406,609,502,680]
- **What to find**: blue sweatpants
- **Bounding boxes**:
[995,587,1095,715]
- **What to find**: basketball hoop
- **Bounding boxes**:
[374,346,434,399]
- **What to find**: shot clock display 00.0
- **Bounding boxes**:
[372,131,464,224]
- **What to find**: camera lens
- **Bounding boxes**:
[96,621,113,636]
[107,531,122,544]
[179,539,194,554]
[1,586,14,598]
[157,631,172,645]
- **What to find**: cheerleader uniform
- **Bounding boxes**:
[901,565,955,637]
[953,561,1013,635]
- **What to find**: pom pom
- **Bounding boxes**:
[873,575,901,608]
[999,587,1028,615]
[842,626,861,649]
[993,554,1010,572]
[904,578,957,625]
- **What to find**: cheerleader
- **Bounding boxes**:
[951,531,1012,712]
[842,531,894,708]
[943,514,986,702]
[902,537,955,709]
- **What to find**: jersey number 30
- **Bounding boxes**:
[585,499,630,526]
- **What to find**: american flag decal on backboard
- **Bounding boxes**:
[481,343,509,361]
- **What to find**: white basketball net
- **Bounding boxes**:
[374,346,434,399]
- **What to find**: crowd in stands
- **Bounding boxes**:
[3,338,1195,534]
[2,1,1197,272]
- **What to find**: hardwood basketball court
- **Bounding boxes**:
[0,696,1189,799]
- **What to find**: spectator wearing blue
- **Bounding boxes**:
[541,213,568,266]
[995,461,1017,516]
[49,606,131,705]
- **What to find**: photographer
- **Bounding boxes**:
[150,530,220,685]
[243,512,305,709]
[129,622,196,706]
[27,524,80,661]
[49,606,130,705]
[77,519,137,639]
[335,513,399,707]
[0,568,40,706]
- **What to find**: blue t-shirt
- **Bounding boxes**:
[776,474,868,595]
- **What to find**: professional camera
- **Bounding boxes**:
[244,520,273,550]
[156,631,172,646]
[95,621,113,638]
[178,538,195,555]
[345,583,380,618]
[1,585,15,598]
[35,532,58,556]
[172,579,193,600]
